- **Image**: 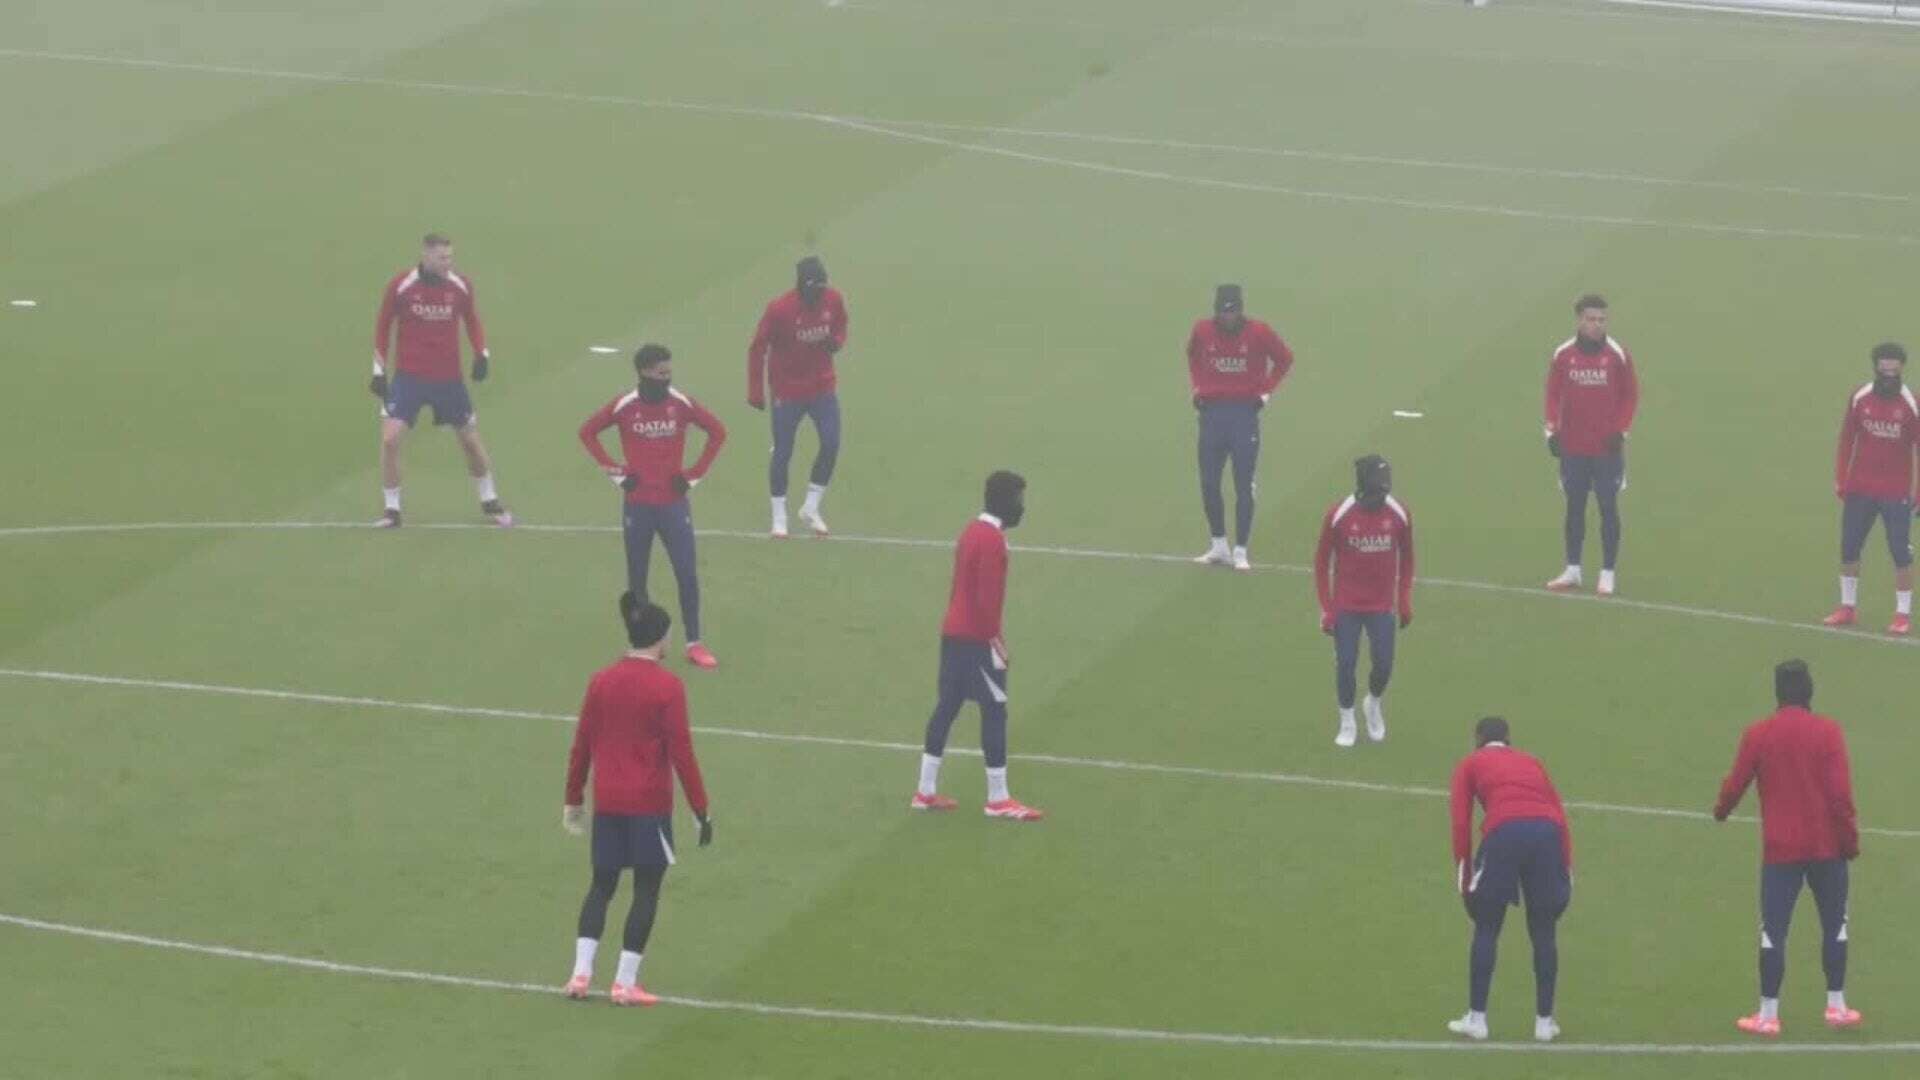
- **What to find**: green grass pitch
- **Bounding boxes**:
[3,0,1919,1076]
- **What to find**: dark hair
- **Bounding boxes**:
[422,232,452,249]
[633,344,672,374]
[1574,293,1608,314]
[1774,659,1814,709]
[984,469,1026,507]
[1475,716,1510,747]
[619,591,672,649]
[1871,341,1907,365]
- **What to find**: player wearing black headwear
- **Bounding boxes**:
[1314,455,1415,747]
[1187,284,1294,571]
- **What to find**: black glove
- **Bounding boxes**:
[1606,431,1625,457]
[1546,433,1562,458]
[670,473,692,496]
[472,351,490,382]
[369,373,388,399]
[619,474,638,493]
[696,813,714,848]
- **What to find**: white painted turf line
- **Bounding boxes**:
[1,518,1913,652]
[0,49,1913,240]
[5,666,1919,839]
[2,913,1917,1054]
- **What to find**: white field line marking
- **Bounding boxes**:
[812,114,1919,247]
[4,666,1918,839]
[9,299,38,308]
[4,912,1920,1054]
[0,48,1910,214]
[1453,0,1920,29]
[1,518,1914,652]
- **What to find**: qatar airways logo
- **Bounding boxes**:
[409,302,454,321]
[1213,356,1249,374]
[629,419,680,439]
[1567,366,1610,387]
[1863,418,1906,439]
[795,324,832,345]
[1346,533,1394,554]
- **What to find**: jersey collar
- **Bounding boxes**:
[977,513,1003,530]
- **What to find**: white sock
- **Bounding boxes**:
[1232,545,1248,561]
[1841,576,1859,607]
[1468,1010,1486,1025]
[802,483,825,514]
[1829,990,1847,1011]
[1209,536,1229,554]
[1598,569,1616,588]
[1564,564,1582,580]
[383,487,402,512]
[772,497,788,524]
[474,472,498,503]
[615,950,642,987]
[572,937,598,979]
[1339,707,1356,728]
[918,753,942,797]
[1898,590,1913,616]
[1758,997,1779,1021]
[986,766,1010,804]
[1364,694,1381,714]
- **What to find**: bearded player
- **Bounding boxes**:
[370,232,512,528]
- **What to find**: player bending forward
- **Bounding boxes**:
[912,470,1044,821]
[1448,717,1573,1043]
[563,593,713,1005]
[369,232,511,528]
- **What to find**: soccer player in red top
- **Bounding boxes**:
[1822,342,1917,636]
[912,471,1042,821]
[748,256,849,538]
[1714,660,1862,1036]
[1542,294,1637,596]
[1314,456,1414,748]
[369,233,511,529]
[1446,717,1573,1044]
[561,593,713,1006]
[579,345,728,669]
[1188,284,1294,571]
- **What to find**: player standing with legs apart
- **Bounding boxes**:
[562,593,713,1005]
[1189,284,1294,571]
[1713,660,1862,1036]
[369,233,512,528]
[1314,456,1414,748]
[579,345,728,669]
[1447,717,1573,1043]
[749,256,848,538]
[1543,294,1636,595]
[912,471,1044,821]
[1822,343,1918,636]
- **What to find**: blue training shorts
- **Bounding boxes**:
[383,373,474,428]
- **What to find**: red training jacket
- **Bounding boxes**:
[578,386,727,506]
[374,266,486,382]
[1315,495,1415,617]
[941,514,1009,652]
[1450,744,1573,876]
[1187,317,1293,403]
[1714,706,1859,865]
[748,288,849,404]
[565,655,709,817]
[1834,382,1920,502]
[1543,336,1637,458]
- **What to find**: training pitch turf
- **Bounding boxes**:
[4,0,1920,1076]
